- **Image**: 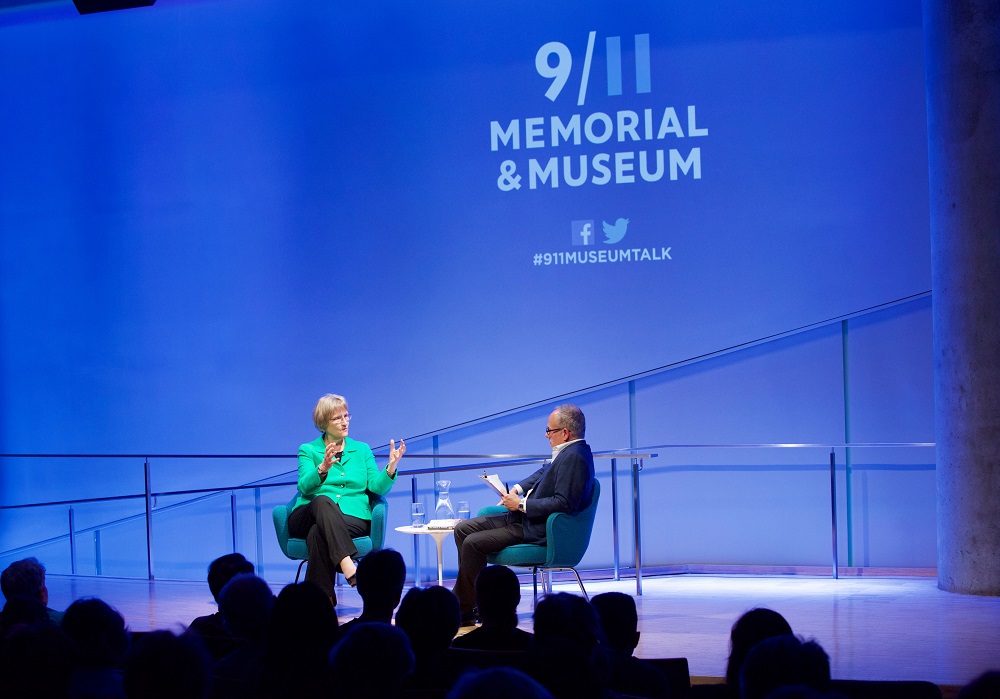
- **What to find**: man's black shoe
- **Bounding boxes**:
[460,608,479,627]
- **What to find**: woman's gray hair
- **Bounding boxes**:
[313,394,348,432]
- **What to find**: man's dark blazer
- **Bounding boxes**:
[517,440,595,545]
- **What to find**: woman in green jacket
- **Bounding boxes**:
[288,394,405,604]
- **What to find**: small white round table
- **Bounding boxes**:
[395,525,455,586]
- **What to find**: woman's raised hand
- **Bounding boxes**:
[387,438,406,475]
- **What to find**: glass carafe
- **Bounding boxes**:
[434,480,455,519]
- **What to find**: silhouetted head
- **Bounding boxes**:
[61,597,129,668]
[123,630,211,699]
[394,585,461,656]
[476,565,521,627]
[356,548,406,615]
[448,666,553,699]
[740,634,830,699]
[532,592,602,656]
[218,573,274,642]
[206,553,255,603]
[959,671,1000,699]
[530,593,609,699]
[1,557,48,605]
[268,581,338,658]
[0,621,77,698]
[261,581,338,694]
[329,622,414,699]
[726,607,793,686]
[766,687,835,699]
[591,591,640,654]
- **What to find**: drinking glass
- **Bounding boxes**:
[411,502,426,527]
[457,501,471,520]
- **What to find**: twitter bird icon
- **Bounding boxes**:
[602,218,630,244]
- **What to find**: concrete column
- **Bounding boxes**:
[924,0,1000,595]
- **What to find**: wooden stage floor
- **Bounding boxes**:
[42,573,1000,689]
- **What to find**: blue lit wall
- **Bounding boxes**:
[0,0,933,577]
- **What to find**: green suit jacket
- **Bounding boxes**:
[293,435,396,520]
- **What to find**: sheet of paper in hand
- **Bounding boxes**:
[479,473,508,496]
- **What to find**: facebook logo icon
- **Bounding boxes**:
[571,220,595,246]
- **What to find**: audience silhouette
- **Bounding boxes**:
[3,554,990,699]
[528,591,610,699]
[260,580,339,698]
[329,622,415,699]
[591,591,671,699]
[61,597,129,699]
[209,573,275,699]
[188,553,255,662]
[338,548,406,637]
[739,634,831,699]
[395,585,463,698]
[1,593,50,632]
[726,607,794,691]
[451,565,532,652]
[0,619,77,699]
[447,666,552,699]
[123,629,211,699]
[1,557,64,625]
[958,671,1000,699]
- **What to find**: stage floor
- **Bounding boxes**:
[42,573,999,688]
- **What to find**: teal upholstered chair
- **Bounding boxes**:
[272,492,388,583]
[478,479,600,603]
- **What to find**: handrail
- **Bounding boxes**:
[638,442,934,448]
[0,452,656,511]
[0,448,660,459]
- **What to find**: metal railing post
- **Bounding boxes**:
[144,458,154,580]
[633,457,643,595]
[254,487,263,575]
[95,530,103,576]
[830,449,839,579]
[230,490,238,553]
[411,476,420,585]
[68,507,77,574]
[611,458,620,581]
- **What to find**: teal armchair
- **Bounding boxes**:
[479,480,600,603]
[272,492,388,583]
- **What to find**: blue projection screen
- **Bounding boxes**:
[0,1,929,454]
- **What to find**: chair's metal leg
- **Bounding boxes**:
[570,567,589,600]
[295,560,306,584]
[532,567,539,607]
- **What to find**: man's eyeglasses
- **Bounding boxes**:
[329,414,353,424]
[545,426,564,435]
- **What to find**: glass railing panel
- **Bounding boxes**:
[75,509,150,579]
[145,456,295,498]
[0,455,148,576]
[0,445,935,585]
[147,492,241,580]
[843,445,936,568]
[638,446,837,567]
[0,503,75,575]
